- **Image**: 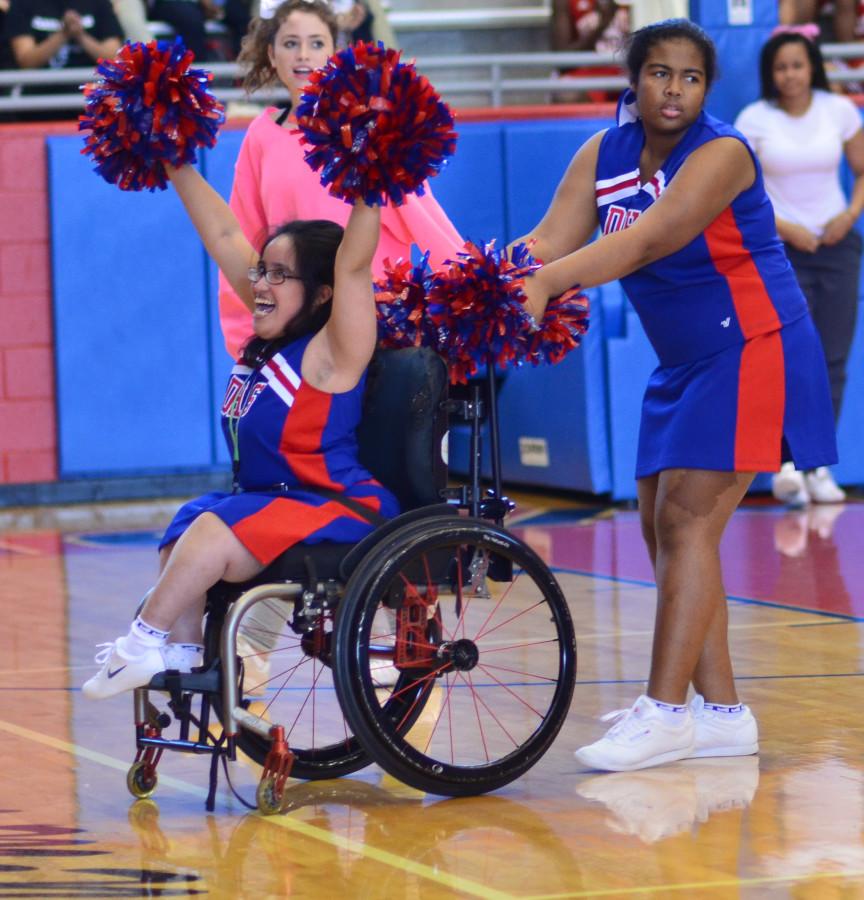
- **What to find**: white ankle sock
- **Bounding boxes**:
[162,643,204,671]
[702,700,745,718]
[646,696,689,725]
[124,616,170,656]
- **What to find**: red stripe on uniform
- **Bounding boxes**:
[264,358,297,394]
[734,330,784,471]
[703,208,781,338]
[232,497,377,564]
[596,176,639,197]
[279,382,342,490]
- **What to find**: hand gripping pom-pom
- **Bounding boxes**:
[426,241,541,384]
[295,42,457,206]
[527,286,590,367]
[374,253,436,349]
[79,39,225,191]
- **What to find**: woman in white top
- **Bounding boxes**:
[735,27,864,505]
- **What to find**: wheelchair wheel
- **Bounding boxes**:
[204,594,370,781]
[333,518,576,796]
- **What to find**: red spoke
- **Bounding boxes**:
[464,676,520,748]
[240,640,304,660]
[394,676,435,732]
[479,638,561,654]
[476,663,546,718]
[387,662,451,703]
[440,550,468,642]
[470,569,518,642]
[250,653,312,700]
[463,670,490,762]
[286,659,328,740]
[478,661,559,683]
[423,671,460,755]
[476,598,547,642]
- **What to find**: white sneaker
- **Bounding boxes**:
[804,467,846,504]
[574,695,695,772]
[772,462,809,508]
[688,694,759,758]
[82,638,166,700]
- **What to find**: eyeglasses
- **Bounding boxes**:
[247,266,303,285]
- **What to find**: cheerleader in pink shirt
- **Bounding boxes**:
[219,0,463,359]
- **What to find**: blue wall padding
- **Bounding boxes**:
[691,0,777,124]
[200,132,245,468]
[495,287,611,493]
[432,123,508,245]
[48,137,214,476]
[49,111,864,496]
[836,302,864,486]
[503,119,608,241]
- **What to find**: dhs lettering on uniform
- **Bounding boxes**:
[603,205,642,235]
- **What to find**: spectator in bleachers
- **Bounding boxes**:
[550,0,629,102]
[6,0,121,70]
[0,0,15,69]
[331,0,372,45]
[735,28,864,505]
[111,0,151,43]
[150,0,250,61]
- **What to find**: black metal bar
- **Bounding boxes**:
[137,736,220,754]
[469,383,482,518]
[485,365,503,518]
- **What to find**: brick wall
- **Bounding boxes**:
[0,121,76,484]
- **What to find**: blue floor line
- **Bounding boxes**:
[548,565,864,623]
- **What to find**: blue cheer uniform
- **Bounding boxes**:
[595,109,837,477]
[161,333,398,564]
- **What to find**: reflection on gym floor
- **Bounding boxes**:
[1,497,864,897]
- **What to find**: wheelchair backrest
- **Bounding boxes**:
[357,347,449,511]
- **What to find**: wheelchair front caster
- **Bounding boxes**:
[127,760,158,799]
[256,725,295,815]
[255,776,283,815]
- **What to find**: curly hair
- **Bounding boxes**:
[238,0,338,95]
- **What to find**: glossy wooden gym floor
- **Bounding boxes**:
[1,492,863,899]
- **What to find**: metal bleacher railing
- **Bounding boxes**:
[1,38,863,114]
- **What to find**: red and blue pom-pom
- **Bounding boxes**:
[374,241,589,382]
[426,241,539,383]
[79,39,225,191]
[295,42,457,206]
[527,287,590,366]
[374,253,438,349]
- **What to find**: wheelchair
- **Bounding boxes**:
[127,347,577,813]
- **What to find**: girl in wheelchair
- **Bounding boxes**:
[83,163,398,700]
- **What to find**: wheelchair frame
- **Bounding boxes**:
[127,354,577,813]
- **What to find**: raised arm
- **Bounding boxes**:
[522,137,756,317]
[510,130,604,267]
[308,202,380,390]
[166,164,257,311]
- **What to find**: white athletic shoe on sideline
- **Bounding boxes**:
[688,694,759,758]
[804,467,846,504]
[772,462,809,508]
[574,695,695,772]
[82,637,165,700]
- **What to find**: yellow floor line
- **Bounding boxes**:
[525,869,864,898]
[0,717,512,900]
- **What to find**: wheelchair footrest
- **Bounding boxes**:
[147,665,221,694]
